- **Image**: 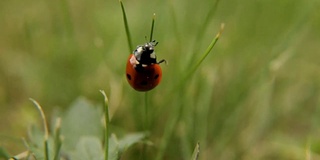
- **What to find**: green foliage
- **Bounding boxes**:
[8,98,147,160]
[70,137,103,160]
[1,0,320,159]
[59,98,103,151]
[0,147,10,159]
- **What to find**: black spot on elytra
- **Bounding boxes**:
[154,74,159,79]
[126,74,131,80]
[140,81,148,85]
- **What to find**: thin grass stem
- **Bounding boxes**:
[189,0,221,66]
[100,90,109,160]
[53,118,62,160]
[155,88,185,160]
[156,24,224,160]
[144,92,149,131]
[119,0,133,53]
[185,23,224,81]
[29,98,49,160]
[149,13,156,42]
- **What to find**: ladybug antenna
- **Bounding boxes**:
[144,36,148,43]
[150,40,158,46]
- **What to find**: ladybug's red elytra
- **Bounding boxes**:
[126,40,165,91]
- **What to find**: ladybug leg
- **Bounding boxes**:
[157,59,167,65]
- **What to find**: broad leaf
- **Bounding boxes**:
[70,136,104,160]
[118,132,147,154]
[60,97,103,151]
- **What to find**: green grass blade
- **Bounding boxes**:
[100,90,110,160]
[142,92,149,160]
[155,88,185,160]
[53,118,62,160]
[119,0,133,53]
[149,13,156,42]
[190,142,200,160]
[185,23,224,80]
[189,0,221,65]
[144,92,149,131]
[29,98,49,160]
[9,151,29,160]
[156,24,224,160]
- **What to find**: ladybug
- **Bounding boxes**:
[126,40,165,91]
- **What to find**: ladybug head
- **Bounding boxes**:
[134,40,159,65]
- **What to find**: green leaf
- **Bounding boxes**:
[107,133,147,160]
[108,134,119,160]
[70,136,104,160]
[28,125,56,160]
[0,146,10,159]
[60,97,103,151]
[118,132,147,154]
[190,142,200,160]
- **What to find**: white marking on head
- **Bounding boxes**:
[150,52,156,59]
[130,55,139,67]
[137,47,143,53]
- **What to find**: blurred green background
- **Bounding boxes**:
[1,0,320,159]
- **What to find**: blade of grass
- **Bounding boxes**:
[140,92,149,160]
[166,23,224,95]
[156,24,224,160]
[141,13,156,160]
[144,12,157,131]
[155,88,185,160]
[8,138,36,160]
[8,151,29,160]
[29,98,49,160]
[149,13,156,42]
[60,0,74,37]
[100,90,109,160]
[188,0,221,67]
[144,92,149,131]
[185,23,224,81]
[22,138,37,159]
[190,142,200,160]
[119,0,133,53]
[53,118,62,160]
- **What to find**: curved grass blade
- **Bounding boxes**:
[100,90,110,160]
[119,0,133,53]
[156,24,224,160]
[29,98,49,160]
[189,0,221,66]
[185,23,224,80]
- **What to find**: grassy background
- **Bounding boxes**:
[1,0,320,159]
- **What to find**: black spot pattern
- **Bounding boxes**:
[126,74,131,80]
[140,81,148,85]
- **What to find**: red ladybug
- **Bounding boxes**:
[126,40,165,91]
